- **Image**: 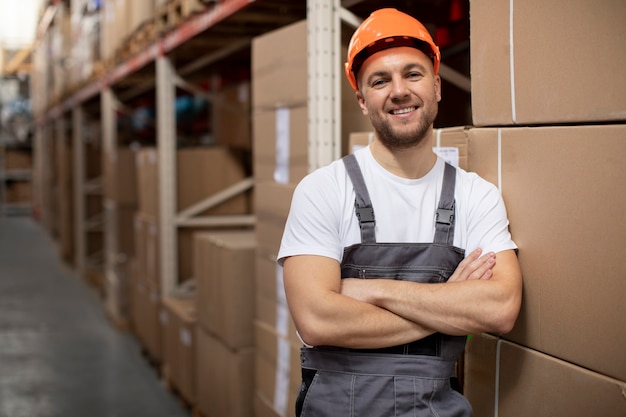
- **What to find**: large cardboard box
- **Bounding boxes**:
[161,295,196,405]
[195,326,254,417]
[254,321,302,417]
[194,230,256,349]
[468,125,626,381]
[464,333,626,417]
[254,181,296,255]
[471,0,626,126]
[252,21,308,109]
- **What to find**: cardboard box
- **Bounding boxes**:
[103,147,138,206]
[347,132,374,154]
[253,106,309,184]
[146,282,163,363]
[133,212,160,289]
[104,258,133,325]
[176,147,249,216]
[161,295,196,405]
[470,0,626,126]
[130,258,146,343]
[104,200,136,263]
[468,125,626,381]
[432,126,469,170]
[254,394,284,417]
[255,252,300,346]
[135,210,232,286]
[129,275,162,363]
[254,321,302,417]
[254,181,296,255]
[194,230,256,349]
[215,81,252,151]
[252,20,308,109]
[464,333,626,417]
[195,326,254,417]
[136,147,159,217]
[4,148,32,171]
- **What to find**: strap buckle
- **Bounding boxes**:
[436,208,454,225]
[356,207,375,223]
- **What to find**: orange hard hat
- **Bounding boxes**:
[345,8,441,91]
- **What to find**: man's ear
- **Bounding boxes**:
[434,74,442,103]
[356,91,368,115]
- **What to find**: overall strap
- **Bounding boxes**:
[434,162,457,246]
[342,154,376,243]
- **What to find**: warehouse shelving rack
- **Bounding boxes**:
[34,0,471,296]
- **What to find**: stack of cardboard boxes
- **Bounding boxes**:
[193,230,256,417]
[130,145,251,364]
[464,0,626,414]
[103,147,138,324]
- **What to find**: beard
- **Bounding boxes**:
[371,104,438,151]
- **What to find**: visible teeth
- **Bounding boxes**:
[392,107,415,115]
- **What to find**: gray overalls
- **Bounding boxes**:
[296,154,472,417]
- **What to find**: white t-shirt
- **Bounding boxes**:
[278,146,516,264]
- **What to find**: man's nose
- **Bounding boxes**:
[390,77,410,98]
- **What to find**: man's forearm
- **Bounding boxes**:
[294,290,436,348]
[341,250,522,336]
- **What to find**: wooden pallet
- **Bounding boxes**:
[155,0,215,35]
[129,19,158,56]
[182,0,213,17]
[155,0,184,35]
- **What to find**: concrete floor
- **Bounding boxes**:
[0,217,190,417]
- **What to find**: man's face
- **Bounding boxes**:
[356,46,441,150]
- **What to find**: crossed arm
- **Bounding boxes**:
[283,249,522,348]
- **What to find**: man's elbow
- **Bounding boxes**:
[489,297,521,335]
[292,316,334,347]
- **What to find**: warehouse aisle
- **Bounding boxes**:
[0,217,190,417]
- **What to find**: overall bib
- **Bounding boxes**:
[296,154,472,417]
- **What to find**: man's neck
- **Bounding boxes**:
[370,136,437,179]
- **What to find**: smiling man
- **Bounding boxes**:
[278,8,522,417]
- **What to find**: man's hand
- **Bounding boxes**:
[448,248,495,282]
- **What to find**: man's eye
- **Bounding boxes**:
[372,79,387,87]
[407,72,423,79]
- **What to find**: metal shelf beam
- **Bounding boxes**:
[156,56,178,296]
[307,0,342,170]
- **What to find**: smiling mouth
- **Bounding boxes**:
[390,106,417,115]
